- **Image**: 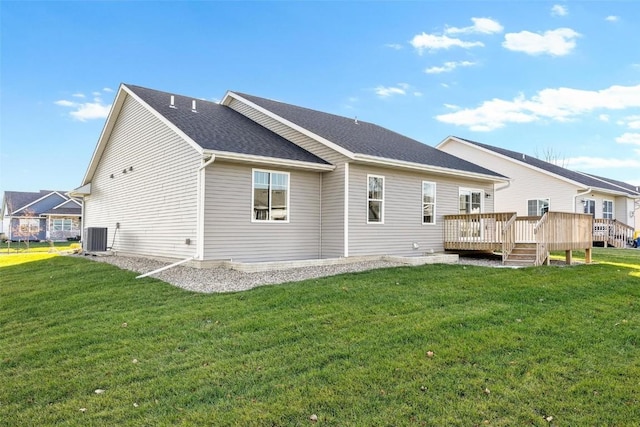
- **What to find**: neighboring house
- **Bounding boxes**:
[1,190,82,241]
[437,136,639,246]
[72,84,506,264]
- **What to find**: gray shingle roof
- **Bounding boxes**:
[581,172,640,196]
[233,92,505,178]
[125,85,329,165]
[456,137,638,195]
[3,190,68,215]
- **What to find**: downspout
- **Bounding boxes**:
[196,154,216,261]
[319,173,322,258]
[344,162,349,257]
[573,188,592,213]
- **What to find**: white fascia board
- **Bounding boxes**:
[221,91,355,160]
[206,150,335,172]
[353,153,508,183]
[52,198,82,209]
[574,171,640,197]
[438,136,595,190]
[81,84,204,185]
[13,191,65,215]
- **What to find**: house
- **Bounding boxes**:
[437,136,639,247]
[1,190,82,241]
[71,84,508,265]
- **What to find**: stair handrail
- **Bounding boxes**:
[501,212,518,264]
[533,212,550,266]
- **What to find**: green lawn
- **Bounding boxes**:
[1,249,639,426]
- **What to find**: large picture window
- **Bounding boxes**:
[252,170,289,222]
[603,200,613,219]
[422,181,436,224]
[52,218,78,231]
[19,218,40,233]
[367,175,384,223]
[527,199,549,216]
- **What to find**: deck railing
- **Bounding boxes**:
[444,211,593,266]
[593,219,634,248]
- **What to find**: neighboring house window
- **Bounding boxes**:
[252,170,289,221]
[19,218,40,233]
[422,181,436,224]
[527,199,549,216]
[603,200,613,219]
[583,199,595,217]
[52,218,78,231]
[459,189,482,214]
[367,175,384,223]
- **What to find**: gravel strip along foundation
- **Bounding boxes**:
[85,254,503,294]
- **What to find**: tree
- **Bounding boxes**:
[534,147,568,168]
[10,209,41,251]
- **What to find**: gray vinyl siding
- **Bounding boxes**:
[202,161,322,262]
[320,164,345,258]
[347,164,494,256]
[228,98,351,165]
[83,94,200,259]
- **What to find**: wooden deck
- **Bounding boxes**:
[593,218,635,248]
[444,212,594,266]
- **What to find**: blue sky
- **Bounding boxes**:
[2,1,640,198]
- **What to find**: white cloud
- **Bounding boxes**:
[55,90,112,122]
[622,115,640,129]
[598,114,610,122]
[567,156,640,169]
[103,87,114,92]
[425,60,476,74]
[72,93,85,98]
[445,17,503,35]
[375,85,406,98]
[435,83,640,131]
[410,33,484,53]
[413,91,423,97]
[503,28,580,56]
[384,43,403,50]
[605,15,619,22]
[551,4,568,17]
[616,133,640,145]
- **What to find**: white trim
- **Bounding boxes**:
[12,191,67,215]
[82,84,204,185]
[222,91,356,160]
[367,174,385,224]
[353,153,506,183]
[52,198,82,210]
[69,183,91,197]
[251,168,291,223]
[421,181,437,225]
[583,198,596,216]
[344,163,349,257]
[526,198,550,216]
[458,187,484,214]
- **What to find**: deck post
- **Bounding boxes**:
[585,248,592,264]
[565,250,572,265]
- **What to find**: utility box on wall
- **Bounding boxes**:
[85,227,108,252]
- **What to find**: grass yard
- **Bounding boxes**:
[1,249,639,426]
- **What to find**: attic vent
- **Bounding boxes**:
[170,95,177,109]
[191,100,197,113]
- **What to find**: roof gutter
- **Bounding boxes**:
[573,188,592,213]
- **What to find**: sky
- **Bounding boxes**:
[2,1,640,199]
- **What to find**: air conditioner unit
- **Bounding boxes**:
[85,227,108,252]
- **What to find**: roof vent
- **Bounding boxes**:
[170,95,177,109]
[354,116,358,125]
[191,100,197,113]
[522,154,526,160]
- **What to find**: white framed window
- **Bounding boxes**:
[52,218,79,231]
[252,169,289,222]
[367,174,384,223]
[583,199,595,217]
[459,188,482,214]
[422,181,436,224]
[603,200,614,219]
[527,199,549,216]
[19,218,40,233]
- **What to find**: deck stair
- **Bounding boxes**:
[503,243,538,266]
